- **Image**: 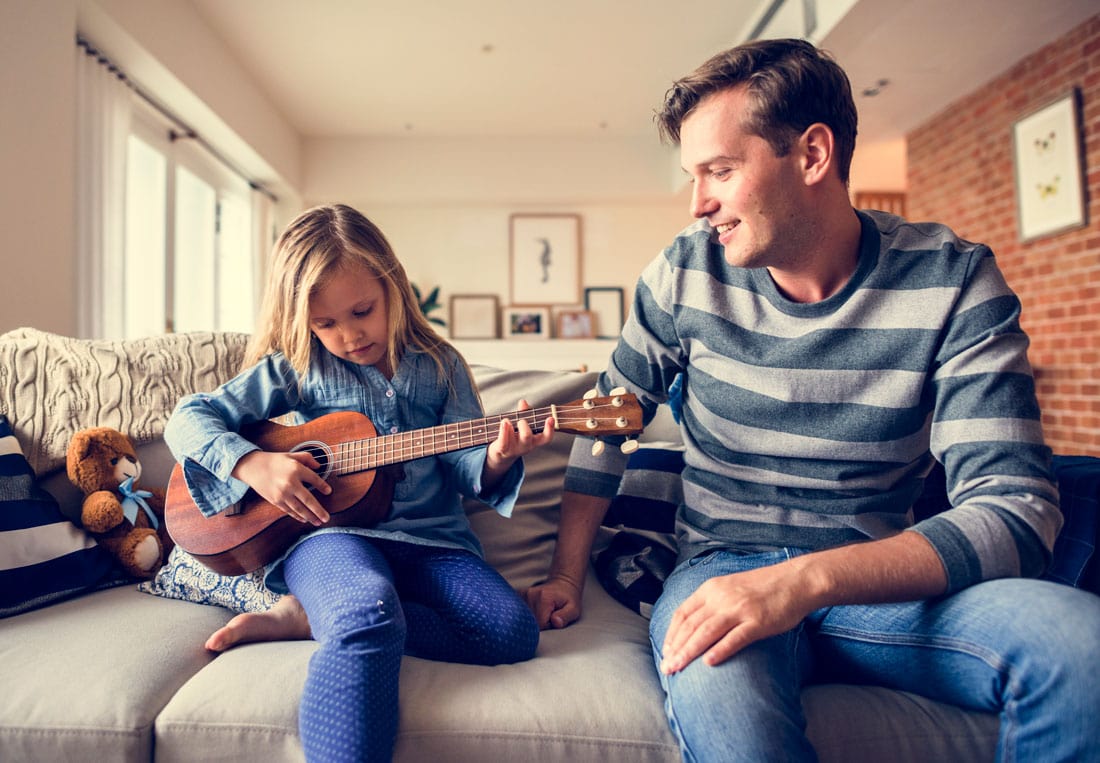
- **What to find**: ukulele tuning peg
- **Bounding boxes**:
[590,439,605,457]
[620,438,640,455]
[583,389,599,400]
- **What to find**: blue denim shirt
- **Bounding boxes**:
[164,342,524,592]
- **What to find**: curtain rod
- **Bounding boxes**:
[76,35,278,203]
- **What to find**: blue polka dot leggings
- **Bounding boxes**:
[282,532,539,763]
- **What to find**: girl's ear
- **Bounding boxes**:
[800,123,834,186]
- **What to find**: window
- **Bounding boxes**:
[121,101,259,338]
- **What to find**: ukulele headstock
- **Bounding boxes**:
[552,389,644,442]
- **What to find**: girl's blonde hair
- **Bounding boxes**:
[245,204,470,391]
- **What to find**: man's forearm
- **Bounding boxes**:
[790,529,949,610]
[548,490,613,587]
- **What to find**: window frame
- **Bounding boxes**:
[124,98,257,337]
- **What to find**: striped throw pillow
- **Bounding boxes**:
[0,415,119,617]
[592,446,683,619]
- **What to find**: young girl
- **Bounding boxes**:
[164,204,554,762]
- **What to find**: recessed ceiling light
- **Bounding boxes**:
[861,78,890,97]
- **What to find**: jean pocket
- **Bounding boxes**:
[686,549,720,568]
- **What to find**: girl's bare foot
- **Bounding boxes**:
[205,595,312,652]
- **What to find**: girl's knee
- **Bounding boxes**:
[483,602,540,664]
[318,595,407,650]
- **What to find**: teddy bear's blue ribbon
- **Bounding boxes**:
[119,476,159,530]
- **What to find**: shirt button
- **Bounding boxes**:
[389,426,399,434]
[385,388,395,398]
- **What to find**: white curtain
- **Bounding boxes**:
[249,188,276,325]
[75,44,132,339]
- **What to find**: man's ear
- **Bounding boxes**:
[800,123,834,186]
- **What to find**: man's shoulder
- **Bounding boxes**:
[666,219,712,251]
[659,219,718,270]
[862,210,986,259]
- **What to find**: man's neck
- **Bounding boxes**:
[767,206,862,304]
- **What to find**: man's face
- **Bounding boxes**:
[679,86,807,270]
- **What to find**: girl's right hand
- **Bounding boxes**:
[231,450,333,526]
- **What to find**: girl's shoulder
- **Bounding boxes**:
[405,340,464,372]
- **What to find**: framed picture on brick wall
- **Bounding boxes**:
[1012,90,1087,242]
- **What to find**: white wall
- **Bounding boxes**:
[0,1,906,339]
[344,199,693,330]
[305,135,683,205]
[0,1,78,335]
[306,133,695,321]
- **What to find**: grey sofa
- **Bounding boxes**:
[0,328,1010,761]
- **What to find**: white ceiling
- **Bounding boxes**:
[188,0,1097,146]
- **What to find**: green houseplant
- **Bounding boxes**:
[412,283,446,328]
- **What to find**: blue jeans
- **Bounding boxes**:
[649,548,1100,763]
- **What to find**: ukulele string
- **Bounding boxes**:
[312,400,628,473]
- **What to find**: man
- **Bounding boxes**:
[524,38,1100,761]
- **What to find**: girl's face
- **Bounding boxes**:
[308,261,391,373]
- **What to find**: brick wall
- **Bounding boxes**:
[907,14,1100,456]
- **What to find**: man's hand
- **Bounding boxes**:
[659,562,813,675]
[659,532,948,675]
[522,575,583,629]
[525,491,613,631]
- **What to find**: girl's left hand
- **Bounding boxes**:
[483,399,555,487]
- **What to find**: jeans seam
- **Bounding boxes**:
[650,634,698,763]
[817,624,1011,674]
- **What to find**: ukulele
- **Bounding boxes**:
[165,390,644,575]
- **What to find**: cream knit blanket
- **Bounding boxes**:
[0,328,249,476]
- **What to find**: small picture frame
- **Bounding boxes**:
[584,286,625,339]
[556,309,596,339]
[1012,90,1087,242]
[503,306,551,340]
[449,294,500,339]
[509,214,582,306]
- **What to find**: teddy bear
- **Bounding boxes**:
[66,427,173,579]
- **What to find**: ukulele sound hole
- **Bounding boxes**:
[292,440,335,484]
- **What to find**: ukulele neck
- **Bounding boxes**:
[333,406,555,475]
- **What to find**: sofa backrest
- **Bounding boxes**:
[10,329,683,590]
[0,328,250,477]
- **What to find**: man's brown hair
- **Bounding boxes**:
[656,38,858,183]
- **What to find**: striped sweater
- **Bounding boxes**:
[564,210,1061,593]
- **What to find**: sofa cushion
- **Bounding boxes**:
[153,571,682,763]
[1045,455,1099,592]
[0,328,250,476]
[0,414,122,617]
[0,585,232,762]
